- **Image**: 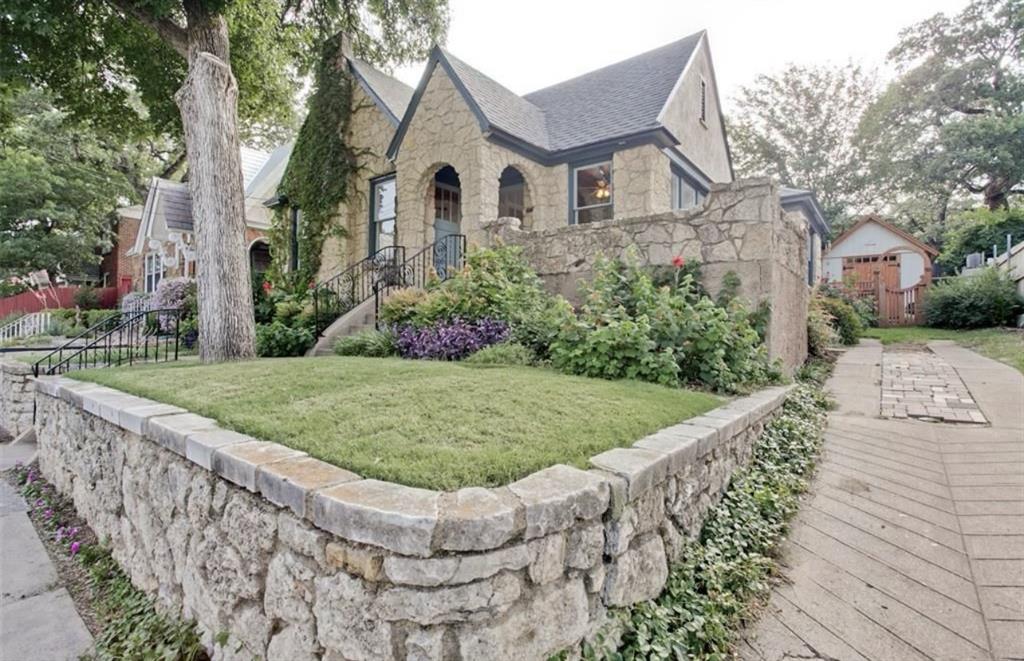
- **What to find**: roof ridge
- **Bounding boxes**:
[523,30,705,99]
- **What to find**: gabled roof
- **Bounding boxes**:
[524,31,703,152]
[387,31,707,165]
[829,214,939,256]
[349,59,415,126]
[129,145,290,254]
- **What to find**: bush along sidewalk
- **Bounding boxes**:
[592,380,831,660]
[8,464,208,661]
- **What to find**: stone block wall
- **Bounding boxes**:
[0,359,34,437]
[33,377,792,660]
[486,178,809,372]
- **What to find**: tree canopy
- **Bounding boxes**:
[728,63,878,229]
[0,87,163,283]
[858,0,1024,212]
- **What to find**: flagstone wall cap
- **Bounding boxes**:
[54,379,106,406]
[211,440,307,492]
[1,360,33,375]
[507,465,610,539]
[256,456,360,518]
[311,479,441,557]
[118,402,187,435]
[184,428,253,470]
[589,447,669,501]
[145,412,220,456]
[435,487,525,552]
[633,433,699,475]
[33,376,61,397]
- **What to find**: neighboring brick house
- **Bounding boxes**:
[124,145,289,293]
[99,205,143,294]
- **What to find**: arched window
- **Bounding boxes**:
[498,166,532,229]
[249,239,271,277]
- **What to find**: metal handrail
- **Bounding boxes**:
[33,308,182,376]
[31,311,127,370]
[374,234,466,328]
[311,246,405,336]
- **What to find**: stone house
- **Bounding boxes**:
[303,31,823,370]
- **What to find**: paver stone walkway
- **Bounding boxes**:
[741,340,1024,661]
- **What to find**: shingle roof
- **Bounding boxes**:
[147,179,194,232]
[391,31,706,160]
[350,59,415,124]
[440,49,551,150]
[524,31,704,151]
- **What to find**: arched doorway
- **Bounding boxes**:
[432,165,462,277]
[249,239,271,279]
[498,166,532,229]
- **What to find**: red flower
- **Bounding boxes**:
[672,255,686,268]
[262,280,273,293]
[308,279,316,289]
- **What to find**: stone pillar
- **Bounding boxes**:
[0,360,35,437]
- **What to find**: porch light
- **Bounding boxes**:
[595,180,611,200]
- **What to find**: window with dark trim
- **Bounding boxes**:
[671,169,707,210]
[369,175,396,254]
[699,77,708,124]
[572,160,613,224]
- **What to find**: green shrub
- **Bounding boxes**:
[819,296,863,344]
[924,268,1023,329]
[73,286,101,310]
[255,321,315,357]
[378,246,573,359]
[937,207,1024,272]
[85,309,119,328]
[551,252,779,393]
[334,329,397,357]
[807,292,840,357]
[463,342,536,367]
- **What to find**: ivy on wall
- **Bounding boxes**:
[268,33,360,289]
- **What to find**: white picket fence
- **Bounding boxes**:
[0,311,53,343]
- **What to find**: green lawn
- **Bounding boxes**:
[863,326,1024,373]
[72,357,721,490]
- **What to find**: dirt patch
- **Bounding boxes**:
[2,466,103,637]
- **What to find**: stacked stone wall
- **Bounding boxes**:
[0,359,34,437]
[33,377,791,660]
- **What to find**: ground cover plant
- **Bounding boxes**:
[606,380,831,660]
[864,326,1024,374]
[72,357,721,490]
[7,463,206,660]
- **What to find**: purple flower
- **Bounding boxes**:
[68,527,79,538]
[395,317,509,361]
[69,541,81,556]
[43,509,53,519]
[34,498,44,507]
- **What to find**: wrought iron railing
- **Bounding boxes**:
[33,308,183,376]
[374,234,466,328]
[311,246,405,336]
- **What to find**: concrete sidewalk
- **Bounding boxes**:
[741,339,1024,661]
[0,441,93,660]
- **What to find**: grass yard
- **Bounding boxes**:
[72,357,721,490]
[863,326,1024,373]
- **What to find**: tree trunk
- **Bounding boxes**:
[983,176,1010,210]
[175,7,256,361]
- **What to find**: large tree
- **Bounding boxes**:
[2,0,447,360]
[728,63,878,229]
[858,0,1024,214]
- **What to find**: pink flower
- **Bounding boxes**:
[69,541,81,556]
[44,509,53,518]
[262,280,273,293]
[672,256,686,269]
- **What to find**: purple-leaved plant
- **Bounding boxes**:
[395,317,509,361]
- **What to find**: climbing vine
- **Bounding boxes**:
[268,33,360,290]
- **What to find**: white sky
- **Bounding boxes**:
[392,0,972,112]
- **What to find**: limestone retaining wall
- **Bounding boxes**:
[486,178,809,373]
[33,376,792,660]
[0,359,34,437]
